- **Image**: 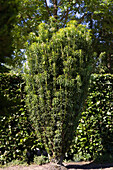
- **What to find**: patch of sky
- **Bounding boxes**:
[47,0,52,6]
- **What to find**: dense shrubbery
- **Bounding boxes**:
[0,74,40,165]
[0,73,113,164]
[68,74,113,161]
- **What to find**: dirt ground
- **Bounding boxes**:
[1,161,113,170]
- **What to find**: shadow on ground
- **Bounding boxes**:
[66,162,113,169]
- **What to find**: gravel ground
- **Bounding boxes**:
[0,162,113,170]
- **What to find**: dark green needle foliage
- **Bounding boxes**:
[25,20,96,164]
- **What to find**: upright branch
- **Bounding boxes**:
[53,0,58,19]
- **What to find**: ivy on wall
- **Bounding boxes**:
[0,74,39,165]
[69,74,113,161]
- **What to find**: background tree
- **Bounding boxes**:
[10,0,112,73]
[0,0,19,72]
[85,0,113,73]
[0,0,112,72]
[25,20,96,164]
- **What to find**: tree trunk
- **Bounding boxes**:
[57,155,64,165]
[53,0,57,20]
[50,155,64,165]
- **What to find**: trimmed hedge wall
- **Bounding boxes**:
[69,74,113,161]
[0,74,39,165]
[0,73,113,164]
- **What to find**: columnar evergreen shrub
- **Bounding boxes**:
[70,74,113,161]
[25,20,96,164]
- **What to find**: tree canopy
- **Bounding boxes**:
[0,0,112,73]
[86,0,113,73]
[0,0,19,72]
[9,0,112,73]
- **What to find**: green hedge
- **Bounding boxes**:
[69,74,113,161]
[0,74,40,165]
[0,73,113,164]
